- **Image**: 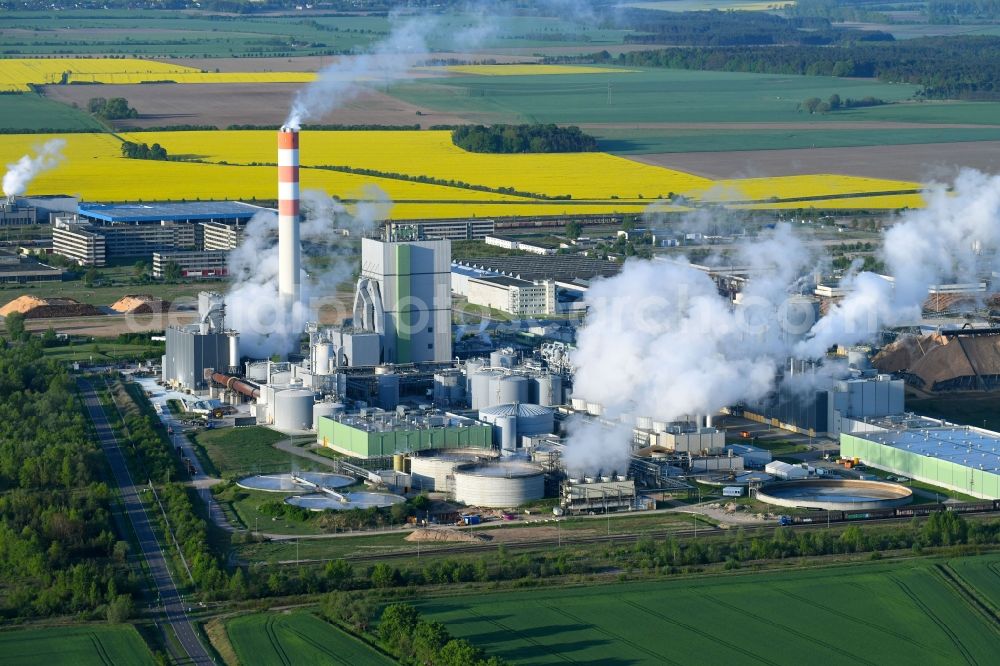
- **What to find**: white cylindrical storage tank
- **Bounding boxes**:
[470,368,503,410]
[312,401,344,429]
[228,333,240,369]
[490,349,517,369]
[533,373,563,407]
[480,403,555,443]
[314,342,333,375]
[453,461,545,508]
[492,374,530,406]
[570,396,587,412]
[273,388,315,430]
[464,358,484,394]
[409,453,479,491]
[377,372,400,411]
[496,414,517,454]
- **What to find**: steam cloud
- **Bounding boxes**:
[285,9,495,129]
[225,189,384,358]
[2,139,66,198]
[568,169,1000,473]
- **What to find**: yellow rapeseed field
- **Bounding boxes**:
[0,130,927,217]
[124,130,710,200]
[0,58,315,91]
[734,193,927,210]
[690,174,923,203]
[436,65,633,76]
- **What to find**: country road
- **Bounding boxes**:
[80,380,215,666]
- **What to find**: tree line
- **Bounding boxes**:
[452,124,598,154]
[561,36,1000,100]
[0,340,139,620]
[800,94,886,114]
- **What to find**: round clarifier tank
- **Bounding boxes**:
[285,491,405,511]
[236,472,354,492]
[756,479,913,511]
[273,388,315,430]
[452,461,545,508]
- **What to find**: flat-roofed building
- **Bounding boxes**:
[460,274,556,316]
[386,218,495,241]
[153,250,229,279]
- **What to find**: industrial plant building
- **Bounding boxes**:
[385,218,495,241]
[354,236,452,364]
[162,292,239,391]
[453,272,557,316]
[51,201,261,266]
[841,416,1000,499]
[484,235,558,256]
[0,250,63,284]
[317,410,493,458]
[740,371,904,437]
[152,250,229,279]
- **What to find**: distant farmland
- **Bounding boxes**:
[0,625,156,666]
[418,555,1000,665]
[226,612,395,666]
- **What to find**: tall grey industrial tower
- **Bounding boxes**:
[353,237,452,364]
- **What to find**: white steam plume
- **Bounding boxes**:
[561,416,632,478]
[225,189,383,358]
[796,169,1000,357]
[568,170,1000,473]
[3,138,66,198]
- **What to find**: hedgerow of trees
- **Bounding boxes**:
[452,124,598,154]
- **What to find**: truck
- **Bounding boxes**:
[459,514,481,526]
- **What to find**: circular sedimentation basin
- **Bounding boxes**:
[756,479,912,510]
[285,492,405,511]
[235,472,354,492]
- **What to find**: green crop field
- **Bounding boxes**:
[945,555,1000,611]
[417,556,1000,665]
[0,12,628,58]
[189,425,310,477]
[227,611,395,666]
[0,625,155,666]
[0,93,104,131]
[593,126,1000,154]
[390,68,923,125]
[42,342,161,362]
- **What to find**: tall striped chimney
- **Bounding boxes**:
[277,126,300,308]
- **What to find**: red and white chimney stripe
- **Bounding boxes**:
[277,127,300,307]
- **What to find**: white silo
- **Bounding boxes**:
[491,374,530,406]
[464,358,485,394]
[314,342,333,375]
[274,388,315,430]
[470,368,503,410]
[533,373,563,406]
[312,401,344,429]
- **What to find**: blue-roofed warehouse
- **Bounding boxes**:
[77,201,263,224]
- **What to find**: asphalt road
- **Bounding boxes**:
[81,381,214,666]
